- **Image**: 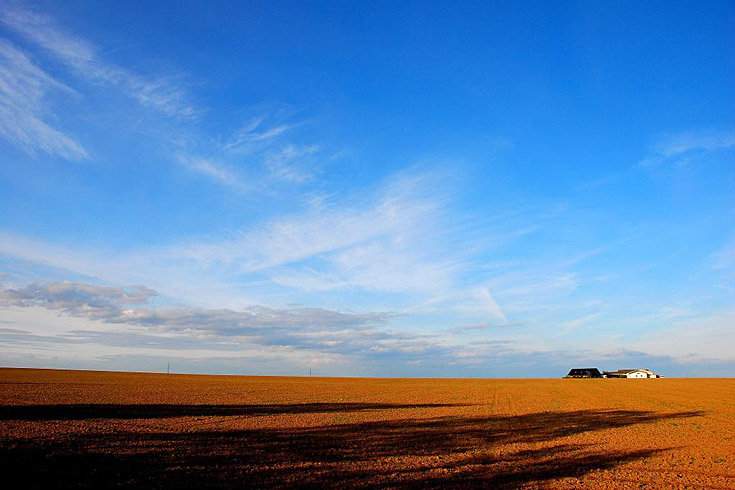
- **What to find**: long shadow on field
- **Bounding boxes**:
[0,409,701,489]
[0,402,466,421]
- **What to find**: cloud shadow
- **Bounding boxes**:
[0,402,468,421]
[0,406,702,488]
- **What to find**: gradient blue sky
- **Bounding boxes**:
[0,0,733,377]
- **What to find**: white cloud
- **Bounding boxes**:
[0,5,197,118]
[0,39,87,159]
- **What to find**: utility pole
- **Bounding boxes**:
[309,368,312,377]
[167,362,170,374]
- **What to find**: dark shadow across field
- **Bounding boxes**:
[0,406,702,488]
[0,402,467,420]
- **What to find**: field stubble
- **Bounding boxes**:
[0,368,734,488]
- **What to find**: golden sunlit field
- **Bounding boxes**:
[1,368,734,488]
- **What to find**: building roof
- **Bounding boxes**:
[566,368,603,376]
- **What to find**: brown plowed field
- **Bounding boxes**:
[0,368,733,488]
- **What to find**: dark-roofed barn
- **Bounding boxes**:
[563,368,603,378]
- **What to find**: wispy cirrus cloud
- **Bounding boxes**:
[0,38,87,159]
[177,155,248,191]
[223,117,295,152]
[178,115,324,192]
[0,4,197,119]
[0,4,328,195]
[264,143,321,184]
[640,129,735,167]
[165,169,465,295]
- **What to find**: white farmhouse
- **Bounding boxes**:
[624,370,649,378]
[605,368,658,378]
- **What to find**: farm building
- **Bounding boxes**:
[563,368,604,378]
[603,369,659,378]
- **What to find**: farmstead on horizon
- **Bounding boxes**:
[564,368,663,379]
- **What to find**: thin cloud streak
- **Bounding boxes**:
[640,129,735,167]
[223,118,294,152]
[177,155,248,191]
[178,115,322,191]
[655,130,735,157]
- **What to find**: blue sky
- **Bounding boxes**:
[0,0,733,377]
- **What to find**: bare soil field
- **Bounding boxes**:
[0,368,733,488]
